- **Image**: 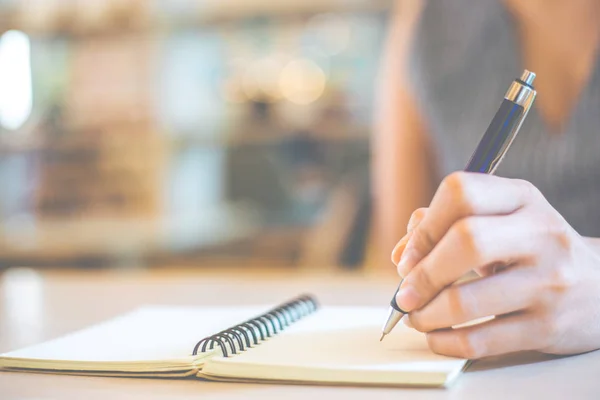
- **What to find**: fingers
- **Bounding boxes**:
[396,212,539,312]
[407,207,427,232]
[391,234,412,269]
[391,207,427,269]
[426,312,548,359]
[407,266,540,332]
[397,173,538,278]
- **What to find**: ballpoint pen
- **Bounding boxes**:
[380,69,538,341]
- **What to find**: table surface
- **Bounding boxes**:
[1,266,598,400]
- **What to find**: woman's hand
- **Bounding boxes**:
[391,171,600,359]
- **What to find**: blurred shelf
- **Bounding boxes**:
[154,0,392,28]
[0,127,370,156]
[0,203,260,265]
[0,0,392,38]
[0,137,43,155]
[168,126,370,148]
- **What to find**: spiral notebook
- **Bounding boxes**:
[0,295,469,387]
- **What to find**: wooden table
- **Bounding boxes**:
[1,266,598,399]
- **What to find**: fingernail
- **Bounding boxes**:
[407,207,427,231]
[396,247,415,278]
[406,215,421,233]
[396,282,420,312]
[391,233,411,265]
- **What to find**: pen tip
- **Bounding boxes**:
[379,333,386,342]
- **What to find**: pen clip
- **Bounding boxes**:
[488,79,537,174]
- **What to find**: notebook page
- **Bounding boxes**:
[201,307,468,386]
[0,305,270,372]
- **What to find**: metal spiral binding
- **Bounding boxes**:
[192,294,318,357]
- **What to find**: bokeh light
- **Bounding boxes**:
[242,55,288,102]
[279,59,326,105]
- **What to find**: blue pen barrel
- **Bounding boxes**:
[465,99,525,173]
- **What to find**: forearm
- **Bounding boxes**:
[372,0,433,262]
[372,112,434,259]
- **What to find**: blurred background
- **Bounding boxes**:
[0,0,392,271]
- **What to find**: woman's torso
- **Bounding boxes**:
[408,0,600,236]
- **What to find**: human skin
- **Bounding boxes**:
[391,172,600,359]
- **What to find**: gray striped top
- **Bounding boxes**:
[408,0,600,237]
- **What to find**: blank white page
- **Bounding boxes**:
[0,305,270,372]
[201,307,468,387]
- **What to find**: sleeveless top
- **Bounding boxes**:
[408,0,600,237]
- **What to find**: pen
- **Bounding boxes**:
[380,69,538,341]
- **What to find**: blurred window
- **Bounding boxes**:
[0,30,32,131]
